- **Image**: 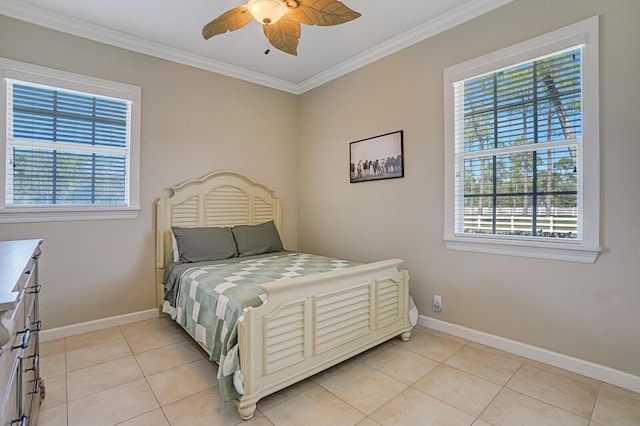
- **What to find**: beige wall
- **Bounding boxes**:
[1,0,639,379]
[0,16,299,328]
[297,0,640,377]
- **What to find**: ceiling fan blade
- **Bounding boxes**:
[202,6,252,40]
[291,0,361,26]
[263,16,301,56]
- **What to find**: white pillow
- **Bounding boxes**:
[171,231,179,263]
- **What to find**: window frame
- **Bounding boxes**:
[0,57,141,223]
[443,16,600,263]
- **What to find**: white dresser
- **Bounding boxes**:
[0,240,44,426]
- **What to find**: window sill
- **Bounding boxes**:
[443,235,601,263]
[0,206,140,223]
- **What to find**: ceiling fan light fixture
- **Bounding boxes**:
[202,0,361,56]
[247,0,286,25]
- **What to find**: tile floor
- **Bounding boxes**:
[36,317,640,426]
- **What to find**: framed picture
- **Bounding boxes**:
[349,130,404,183]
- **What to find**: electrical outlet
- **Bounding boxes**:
[432,295,442,312]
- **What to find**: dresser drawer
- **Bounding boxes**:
[11,253,38,296]
[2,266,35,347]
[7,290,29,355]
[0,353,20,426]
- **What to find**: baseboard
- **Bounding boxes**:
[419,315,640,394]
[40,309,159,342]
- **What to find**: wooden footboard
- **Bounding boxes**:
[235,259,411,420]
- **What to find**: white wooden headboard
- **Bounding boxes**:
[156,171,281,306]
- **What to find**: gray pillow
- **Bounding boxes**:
[171,226,237,263]
[232,221,284,257]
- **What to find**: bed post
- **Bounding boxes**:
[156,197,167,314]
[400,269,411,341]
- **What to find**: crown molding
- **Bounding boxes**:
[0,0,299,93]
[1,0,513,95]
[296,0,514,94]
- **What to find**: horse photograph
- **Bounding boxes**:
[349,130,404,183]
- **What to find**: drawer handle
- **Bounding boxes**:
[12,329,31,350]
[11,415,28,426]
[25,353,39,371]
[28,284,41,294]
[29,377,41,395]
[30,321,42,332]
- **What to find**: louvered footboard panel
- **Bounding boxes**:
[264,302,305,374]
[376,279,401,328]
[314,284,372,354]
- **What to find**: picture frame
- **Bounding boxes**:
[349,130,404,183]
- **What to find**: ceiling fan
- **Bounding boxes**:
[202,0,361,56]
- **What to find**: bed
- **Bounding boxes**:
[156,171,412,420]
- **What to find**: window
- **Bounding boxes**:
[1,57,140,222]
[443,17,600,262]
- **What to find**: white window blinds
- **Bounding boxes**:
[453,48,583,240]
[6,80,132,206]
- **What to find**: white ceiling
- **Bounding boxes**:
[0,0,512,94]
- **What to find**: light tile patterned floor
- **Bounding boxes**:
[36,319,640,426]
